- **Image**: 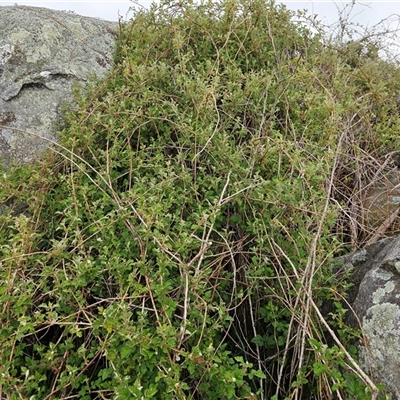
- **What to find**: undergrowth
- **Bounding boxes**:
[1,0,400,398]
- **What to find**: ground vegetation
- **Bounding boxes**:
[1,0,400,398]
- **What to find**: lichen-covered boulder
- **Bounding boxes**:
[0,6,118,165]
[342,236,400,399]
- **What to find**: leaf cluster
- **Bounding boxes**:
[1,0,400,398]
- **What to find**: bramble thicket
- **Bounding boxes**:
[1,0,400,398]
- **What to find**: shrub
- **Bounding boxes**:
[1,0,400,398]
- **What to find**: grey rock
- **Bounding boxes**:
[343,236,400,398]
[0,5,117,165]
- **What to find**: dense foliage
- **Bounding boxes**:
[1,0,400,398]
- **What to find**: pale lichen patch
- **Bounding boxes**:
[372,280,395,304]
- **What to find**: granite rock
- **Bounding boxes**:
[0,5,117,165]
[341,236,400,398]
